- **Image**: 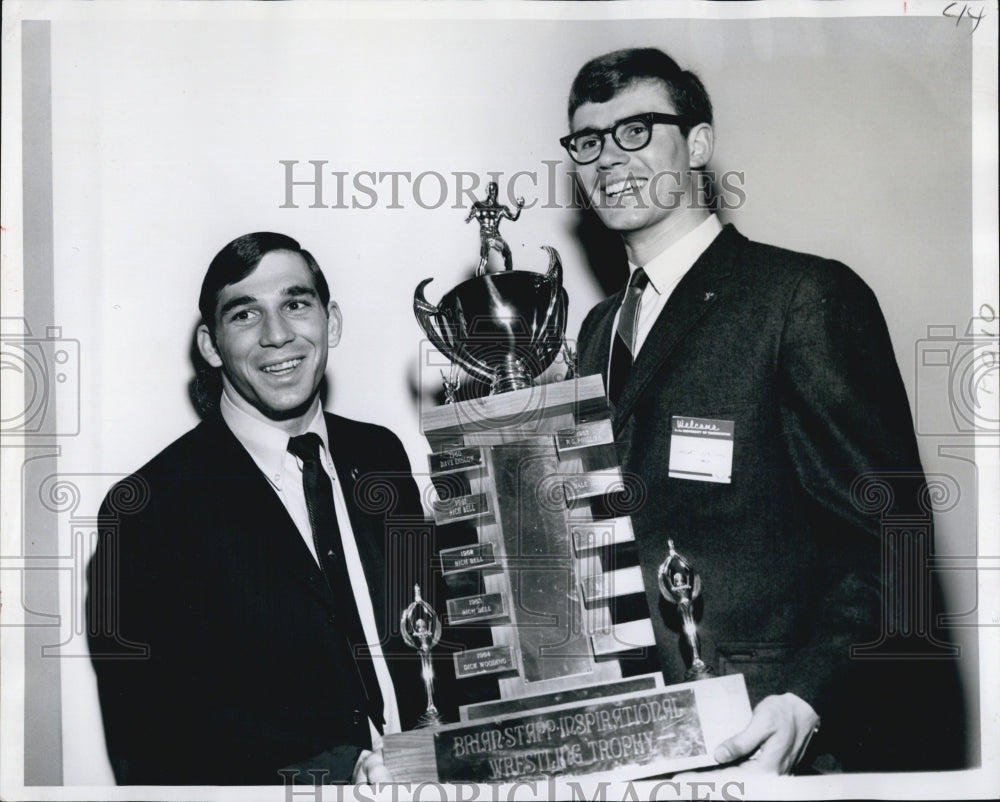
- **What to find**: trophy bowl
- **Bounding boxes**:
[414,247,568,395]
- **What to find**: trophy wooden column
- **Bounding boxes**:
[382,376,750,782]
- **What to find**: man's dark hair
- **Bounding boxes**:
[198,232,330,333]
[567,48,713,137]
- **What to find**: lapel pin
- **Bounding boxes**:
[704,292,716,302]
[351,468,360,480]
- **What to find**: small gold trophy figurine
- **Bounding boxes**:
[400,584,445,728]
[657,539,714,681]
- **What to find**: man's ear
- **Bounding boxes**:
[687,123,714,169]
[327,301,342,348]
[196,323,223,368]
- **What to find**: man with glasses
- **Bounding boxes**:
[560,48,964,774]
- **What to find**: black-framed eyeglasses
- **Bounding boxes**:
[559,112,691,165]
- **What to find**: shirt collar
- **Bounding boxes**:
[219,390,331,486]
[630,214,723,295]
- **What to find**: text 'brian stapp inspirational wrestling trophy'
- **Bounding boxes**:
[382,182,750,782]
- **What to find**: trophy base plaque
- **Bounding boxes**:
[382,377,751,782]
[383,674,750,782]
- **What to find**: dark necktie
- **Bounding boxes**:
[287,432,384,734]
[608,268,650,405]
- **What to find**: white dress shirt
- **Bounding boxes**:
[611,214,723,368]
[220,391,401,747]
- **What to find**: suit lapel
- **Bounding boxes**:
[613,225,743,433]
[580,296,620,385]
[202,413,335,610]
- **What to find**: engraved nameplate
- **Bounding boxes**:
[432,492,490,524]
[571,517,635,554]
[555,420,614,455]
[440,543,498,575]
[454,645,516,678]
[562,469,623,505]
[429,446,484,476]
[433,687,704,782]
[447,592,508,625]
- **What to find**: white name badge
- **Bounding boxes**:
[668,416,734,484]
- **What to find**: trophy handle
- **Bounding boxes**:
[414,278,496,386]
[542,245,563,288]
[414,278,451,356]
[535,247,569,358]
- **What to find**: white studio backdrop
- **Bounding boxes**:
[3,3,993,792]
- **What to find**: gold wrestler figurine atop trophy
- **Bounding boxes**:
[464,181,525,275]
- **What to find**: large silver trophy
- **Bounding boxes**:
[383,181,749,783]
[413,245,567,396]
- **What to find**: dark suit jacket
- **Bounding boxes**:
[578,224,965,771]
[87,411,445,785]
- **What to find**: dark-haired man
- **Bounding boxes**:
[561,49,964,773]
[87,233,432,784]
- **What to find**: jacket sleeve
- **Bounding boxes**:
[87,477,180,784]
[775,262,963,768]
[576,297,616,382]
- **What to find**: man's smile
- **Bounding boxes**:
[601,176,648,199]
[260,357,305,376]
